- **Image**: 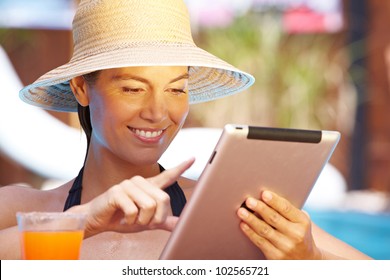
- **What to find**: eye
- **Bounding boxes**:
[167,88,187,95]
[122,87,144,94]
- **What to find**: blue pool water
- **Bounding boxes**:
[306,209,390,259]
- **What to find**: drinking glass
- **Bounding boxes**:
[16,212,86,260]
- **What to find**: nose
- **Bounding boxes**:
[139,92,168,123]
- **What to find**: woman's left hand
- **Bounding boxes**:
[237,190,323,260]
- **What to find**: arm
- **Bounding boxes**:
[311,222,371,259]
[237,190,372,260]
[0,226,21,259]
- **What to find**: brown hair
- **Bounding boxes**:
[78,71,101,159]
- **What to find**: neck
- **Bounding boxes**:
[79,141,161,203]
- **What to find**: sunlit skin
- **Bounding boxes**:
[237,191,321,259]
[71,66,190,168]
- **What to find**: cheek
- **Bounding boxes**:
[88,93,128,133]
[88,94,109,125]
[170,101,189,124]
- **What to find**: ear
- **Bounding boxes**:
[70,76,89,107]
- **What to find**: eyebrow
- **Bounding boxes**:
[111,73,189,84]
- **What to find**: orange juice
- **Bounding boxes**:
[20,230,84,260]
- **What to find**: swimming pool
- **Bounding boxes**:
[306,209,390,259]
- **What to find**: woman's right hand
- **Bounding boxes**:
[68,158,194,238]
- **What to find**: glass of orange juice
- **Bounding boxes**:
[16,212,86,260]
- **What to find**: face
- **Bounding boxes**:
[76,66,190,165]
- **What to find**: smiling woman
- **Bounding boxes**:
[0,0,372,260]
[70,66,190,167]
[0,0,254,260]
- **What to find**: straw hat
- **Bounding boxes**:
[19,0,255,112]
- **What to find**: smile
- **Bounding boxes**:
[130,128,164,139]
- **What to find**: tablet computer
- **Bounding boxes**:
[159,124,340,260]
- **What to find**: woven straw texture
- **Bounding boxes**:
[19,0,255,112]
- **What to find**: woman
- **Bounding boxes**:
[0,0,370,259]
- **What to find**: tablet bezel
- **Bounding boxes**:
[160,124,340,260]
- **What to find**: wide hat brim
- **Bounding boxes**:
[19,43,255,112]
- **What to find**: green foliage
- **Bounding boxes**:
[190,11,355,131]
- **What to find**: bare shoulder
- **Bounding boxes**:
[0,180,74,229]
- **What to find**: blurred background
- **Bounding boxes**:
[1,0,389,259]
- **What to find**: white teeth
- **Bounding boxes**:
[134,129,163,138]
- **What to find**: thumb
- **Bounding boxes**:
[153,216,179,232]
[148,157,195,189]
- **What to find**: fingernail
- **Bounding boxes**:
[246,197,257,208]
[262,191,272,202]
[238,208,249,218]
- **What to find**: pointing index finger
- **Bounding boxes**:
[148,158,195,189]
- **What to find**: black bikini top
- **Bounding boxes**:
[63,165,187,216]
